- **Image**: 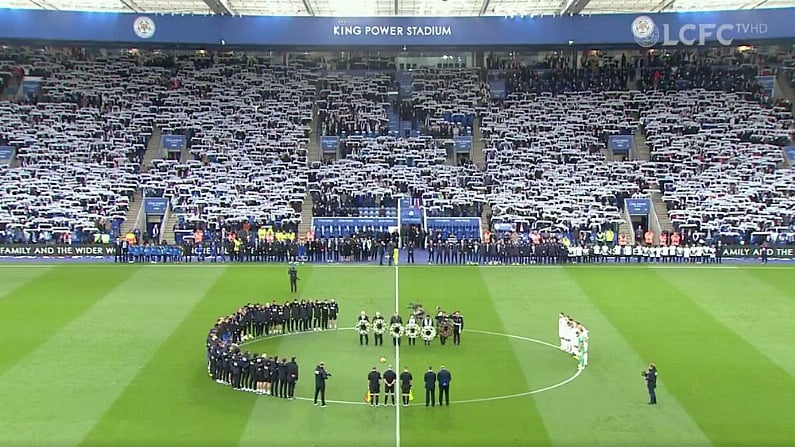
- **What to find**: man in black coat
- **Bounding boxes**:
[288,265,299,293]
[437,366,452,406]
[277,358,289,398]
[286,356,299,400]
[642,363,658,404]
[314,362,330,407]
[424,366,436,407]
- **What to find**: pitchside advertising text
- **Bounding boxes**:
[333,25,452,37]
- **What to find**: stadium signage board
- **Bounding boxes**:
[719,245,795,259]
[0,244,115,257]
[0,9,792,47]
[608,135,633,155]
[161,135,186,152]
[783,146,795,164]
[320,136,340,153]
[144,198,169,215]
[0,146,13,163]
[625,199,650,216]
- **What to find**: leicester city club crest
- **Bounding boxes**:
[133,16,156,39]
[631,15,659,48]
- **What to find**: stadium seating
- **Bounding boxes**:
[0,51,156,243]
[140,56,314,237]
[317,72,394,138]
[480,90,642,238]
[638,88,795,244]
[402,68,485,138]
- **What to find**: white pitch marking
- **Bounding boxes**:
[238,327,583,406]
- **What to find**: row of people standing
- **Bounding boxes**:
[356,308,464,346]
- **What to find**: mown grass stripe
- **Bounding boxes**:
[236,266,395,447]
[568,267,795,447]
[78,265,274,447]
[487,266,712,447]
[397,267,554,447]
[0,265,138,377]
[0,266,225,447]
[667,268,795,378]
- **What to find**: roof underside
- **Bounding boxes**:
[0,0,792,16]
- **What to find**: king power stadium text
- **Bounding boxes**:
[333,25,452,37]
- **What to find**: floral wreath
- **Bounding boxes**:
[373,318,386,335]
[421,325,436,341]
[390,322,404,338]
[405,322,420,339]
[357,319,371,335]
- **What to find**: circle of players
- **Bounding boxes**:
[559,313,589,371]
[356,304,464,347]
[206,299,339,396]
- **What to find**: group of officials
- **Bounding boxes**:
[366,365,453,407]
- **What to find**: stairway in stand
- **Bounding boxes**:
[385,103,401,137]
[775,72,795,169]
[472,117,486,168]
[141,127,163,172]
[633,126,650,161]
[160,212,178,246]
[298,102,322,237]
[480,202,491,239]
[650,191,673,234]
[120,190,144,236]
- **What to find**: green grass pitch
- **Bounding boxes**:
[0,263,794,447]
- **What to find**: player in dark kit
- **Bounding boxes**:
[642,363,658,404]
[368,367,382,407]
[277,357,289,398]
[383,365,397,406]
[400,367,412,407]
[288,265,299,293]
[424,366,436,407]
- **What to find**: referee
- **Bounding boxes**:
[400,367,412,407]
[383,365,397,406]
[368,367,382,407]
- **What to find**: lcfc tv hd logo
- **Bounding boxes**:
[631,15,659,48]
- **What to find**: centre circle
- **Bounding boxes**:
[239,328,581,405]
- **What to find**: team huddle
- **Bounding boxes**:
[559,313,589,371]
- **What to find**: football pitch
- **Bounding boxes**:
[0,263,794,447]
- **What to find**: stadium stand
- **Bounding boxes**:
[480,90,642,243]
[0,50,156,244]
[317,72,394,138]
[639,86,795,245]
[140,54,314,245]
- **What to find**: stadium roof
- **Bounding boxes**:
[0,0,791,16]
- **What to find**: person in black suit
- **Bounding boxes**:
[314,362,330,407]
[437,366,452,406]
[288,265,299,293]
[451,311,464,345]
[642,363,658,404]
[400,367,412,407]
[406,240,415,264]
[424,366,437,407]
[286,356,299,400]
[368,367,382,407]
[277,358,288,398]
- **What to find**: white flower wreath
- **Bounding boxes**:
[373,319,386,335]
[405,322,420,339]
[421,325,436,341]
[357,319,371,335]
[389,322,404,338]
